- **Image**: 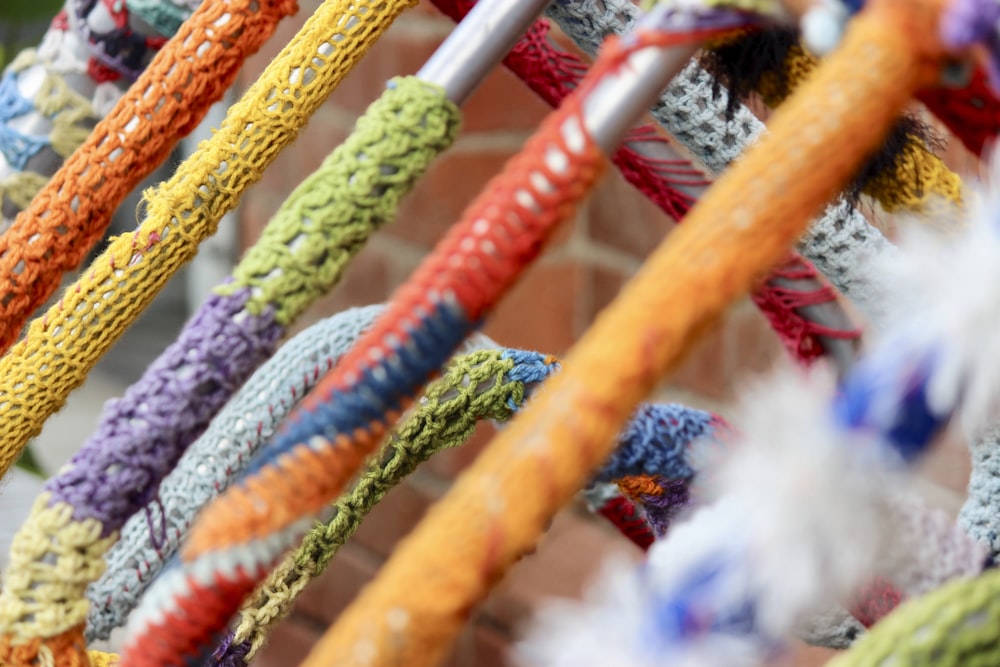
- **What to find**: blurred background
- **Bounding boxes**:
[0,1,981,665]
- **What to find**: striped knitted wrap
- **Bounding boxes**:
[13,74,453,646]
[84,305,385,641]
[0,0,297,354]
[0,0,417,482]
[124,18,654,660]
[430,0,858,368]
[213,347,562,665]
[291,2,950,665]
[87,307,495,643]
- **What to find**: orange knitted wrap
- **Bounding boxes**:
[296,2,949,666]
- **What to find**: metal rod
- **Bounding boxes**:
[417,0,551,104]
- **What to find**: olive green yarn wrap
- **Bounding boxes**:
[227,348,554,662]
[219,75,461,323]
[829,569,1000,667]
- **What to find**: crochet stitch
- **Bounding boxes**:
[71,0,168,81]
[432,0,859,368]
[543,0,901,326]
[214,348,561,665]
[0,1,422,664]
[0,0,296,354]
[290,3,951,664]
[122,20,731,664]
[127,0,203,37]
[0,0,415,487]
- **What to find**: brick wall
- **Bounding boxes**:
[235,3,972,665]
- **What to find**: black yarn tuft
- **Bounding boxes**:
[698,27,945,205]
[699,26,799,119]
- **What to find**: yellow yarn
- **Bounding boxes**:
[757,42,963,213]
[88,650,119,666]
[0,495,114,641]
[0,0,416,480]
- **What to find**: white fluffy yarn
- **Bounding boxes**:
[514,365,897,667]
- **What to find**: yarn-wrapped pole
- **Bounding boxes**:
[122,11,720,665]
[0,0,416,485]
[293,2,950,665]
[0,0,297,353]
[84,305,389,641]
[544,0,900,326]
[0,0,420,663]
[431,0,860,370]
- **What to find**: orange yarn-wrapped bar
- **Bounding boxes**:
[298,3,950,666]
[0,0,296,353]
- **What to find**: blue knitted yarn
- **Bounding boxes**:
[126,0,200,37]
[0,70,49,170]
[502,349,561,409]
[595,403,715,482]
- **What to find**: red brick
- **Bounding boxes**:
[238,190,287,252]
[582,264,630,329]
[350,478,438,557]
[663,310,732,401]
[252,614,323,667]
[293,541,382,624]
[444,621,512,667]
[460,65,551,133]
[387,146,521,249]
[722,299,785,381]
[587,167,677,260]
[485,258,583,355]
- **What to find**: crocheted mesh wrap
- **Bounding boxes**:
[544,0,898,326]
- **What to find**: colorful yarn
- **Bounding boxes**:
[0,1,422,664]
[596,494,656,550]
[0,0,295,356]
[0,0,415,490]
[123,22,732,664]
[544,0,899,327]
[828,568,1000,666]
[432,0,858,364]
[0,74,456,647]
[940,0,1000,93]
[753,36,962,213]
[84,309,489,641]
[917,65,1000,158]
[292,3,947,664]
[71,0,168,81]
[214,348,560,665]
[127,0,202,37]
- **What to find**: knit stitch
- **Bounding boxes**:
[0,0,296,354]
[544,0,900,326]
[125,21,663,661]
[294,4,947,664]
[127,0,202,37]
[432,0,858,368]
[0,0,419,664]
[214,348,560,665]
[0,0,412,486]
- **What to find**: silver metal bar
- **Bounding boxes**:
[417,0,551,104]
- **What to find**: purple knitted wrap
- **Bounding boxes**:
[46,287,283,534]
